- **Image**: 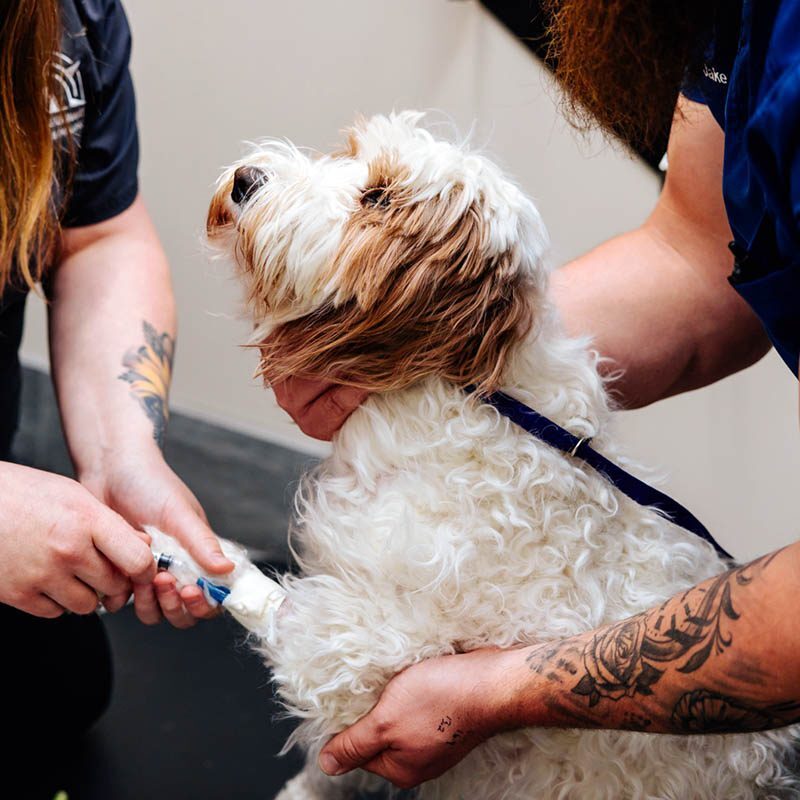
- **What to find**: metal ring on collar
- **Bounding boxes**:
[569,436,593,458]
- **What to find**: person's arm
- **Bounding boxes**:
[318,541,800,789]
[51,195,233,625]
[552,98,769,407]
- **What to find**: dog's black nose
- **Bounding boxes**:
[231,166,267,205]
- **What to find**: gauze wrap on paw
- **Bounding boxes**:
[145,525,286,637]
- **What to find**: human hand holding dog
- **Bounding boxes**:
[0,461,156,617]
[322,543,800,791]
[318,648,521,789]
[272,377,368,441]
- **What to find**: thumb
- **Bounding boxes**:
[92,510,156,585]
[168,503,234,575]
[319,713,386,776]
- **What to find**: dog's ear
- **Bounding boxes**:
[255,163,547,394]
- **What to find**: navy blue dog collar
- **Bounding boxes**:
[474,389,733,562]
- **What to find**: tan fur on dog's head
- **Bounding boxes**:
[207,112,549,394]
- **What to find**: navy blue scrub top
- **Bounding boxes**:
[0,0,139,458]
[682,0,800,376]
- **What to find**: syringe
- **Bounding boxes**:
[154,552,231,605]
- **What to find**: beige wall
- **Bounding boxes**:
[22,1,799,559]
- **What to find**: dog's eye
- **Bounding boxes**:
[361,188,391,209]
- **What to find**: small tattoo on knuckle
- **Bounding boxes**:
[445,729,466,746]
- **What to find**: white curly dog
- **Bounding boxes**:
[163,112,800,799]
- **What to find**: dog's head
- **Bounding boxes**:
[207,111,549,392]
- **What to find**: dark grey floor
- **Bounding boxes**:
[31,606,305,800]
[13,367,321,799]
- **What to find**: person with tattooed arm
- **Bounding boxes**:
[0,0,230,746]
[271,0,800,789]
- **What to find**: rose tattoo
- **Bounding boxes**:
[572,617,663,706]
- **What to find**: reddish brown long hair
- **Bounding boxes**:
[0,0,65,294]
[543,0,720,150]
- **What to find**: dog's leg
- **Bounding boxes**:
[273,767,323,800]
[274,760,371,800]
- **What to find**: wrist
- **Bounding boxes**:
[64,397,166,481]
[75,439,166,492]
[478,646,542,736]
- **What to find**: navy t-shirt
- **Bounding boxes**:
[0,0,139,458]
[682,0,800,376]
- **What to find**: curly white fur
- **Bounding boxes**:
[207,113,799,800]
[263,347,798,800]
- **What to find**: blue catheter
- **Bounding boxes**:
[475,389,733,562]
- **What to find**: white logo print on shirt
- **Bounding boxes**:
[703,63,728,85]
[50,52,86,142]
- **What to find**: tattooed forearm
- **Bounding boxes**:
[671,689,800,733]
[118,321,175,447]
[524,547,800,734]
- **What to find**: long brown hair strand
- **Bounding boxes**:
[0,0,65,294]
